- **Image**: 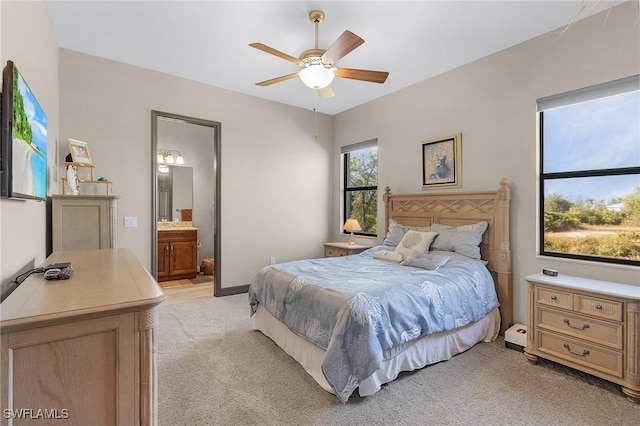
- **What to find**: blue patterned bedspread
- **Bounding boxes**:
[248,247,499,403]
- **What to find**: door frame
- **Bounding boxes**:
[151,110,222,296]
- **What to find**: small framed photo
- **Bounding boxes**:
[422,133,461,190]
[68,139,93,166]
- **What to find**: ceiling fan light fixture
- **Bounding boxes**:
[299,64,335,89]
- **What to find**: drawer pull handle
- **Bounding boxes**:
[595,305,603,310]
[563,319,589,331]
[563,343,589,357]
[550,295,557,301]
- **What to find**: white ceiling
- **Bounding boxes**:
[47,1,615,116]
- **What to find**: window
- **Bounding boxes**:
[342,139,378,236]
[538,75,640,266]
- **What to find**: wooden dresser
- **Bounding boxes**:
[524,273,640,403]
[323,242,369,258]
[0,249,166,424]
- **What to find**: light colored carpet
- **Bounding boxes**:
[157,294,640,425]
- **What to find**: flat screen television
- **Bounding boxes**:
[1,60,48,201]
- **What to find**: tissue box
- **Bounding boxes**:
[505,324,527,352]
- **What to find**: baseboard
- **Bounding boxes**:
[219,284,249,296]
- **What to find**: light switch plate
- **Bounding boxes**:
[124,216,138,228]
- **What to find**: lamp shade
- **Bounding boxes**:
[299,64,335,89]
[343,219,362,232]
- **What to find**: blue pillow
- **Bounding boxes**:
[430,222,488,260]
[382,219,431,246]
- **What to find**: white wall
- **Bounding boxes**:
[58,49,333,289]
[332,2,640,324]
[0,1,59,294]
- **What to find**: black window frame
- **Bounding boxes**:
[538,75,640,267]
[342,140,378,238]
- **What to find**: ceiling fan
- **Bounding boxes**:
[249,10,389,99]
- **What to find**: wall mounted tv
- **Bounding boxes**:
[1,60,48,201]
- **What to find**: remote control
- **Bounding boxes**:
[542,268,558,277]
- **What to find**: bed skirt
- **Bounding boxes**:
[252,305,500,398]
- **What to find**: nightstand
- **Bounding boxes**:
[323,242,369,257]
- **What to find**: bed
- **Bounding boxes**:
[248,179,512,402]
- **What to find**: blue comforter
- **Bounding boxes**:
[248,247,499,403]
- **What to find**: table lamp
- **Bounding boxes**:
[343,219,362,245]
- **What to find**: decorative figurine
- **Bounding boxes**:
[66,165,78,195]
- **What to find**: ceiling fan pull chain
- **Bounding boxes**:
[314,91,319,140]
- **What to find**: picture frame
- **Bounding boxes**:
[68,139,93,166]
[421,133,461,189]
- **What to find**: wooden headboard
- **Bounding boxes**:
[383,178,512,334]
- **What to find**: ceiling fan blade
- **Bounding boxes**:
[255,72,300,87]
[249,43,302,66]
[334,68,389,84]
[317,85,335,100]
[321,30,364,65]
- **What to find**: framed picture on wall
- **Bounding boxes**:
[421,133,461,189]
[68,139,93,166]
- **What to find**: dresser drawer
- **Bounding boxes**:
[575,294,623,322]
[536,287,573,310]
[537,308,623,350]
[538,331,623,378]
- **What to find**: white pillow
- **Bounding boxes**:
[394,230,439,259]
[372,250,404,263]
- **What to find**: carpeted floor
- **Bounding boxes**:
[157,294,640,425]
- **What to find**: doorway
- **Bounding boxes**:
[151,111,222,297]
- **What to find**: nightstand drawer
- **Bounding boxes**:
[323,243,369,258]
[325,247,349,257]
[575,294,622,322]
[538,331,623,378]
[538,308,623,350]
[536,287,573,310]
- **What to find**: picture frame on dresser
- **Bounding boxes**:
[68,138,93,166]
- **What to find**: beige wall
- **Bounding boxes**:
[0,1,59,292]
[58,50,333,289]
[332,2,640,324]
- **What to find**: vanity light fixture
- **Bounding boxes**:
[157,149,184,165]
[343,218,362,245]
